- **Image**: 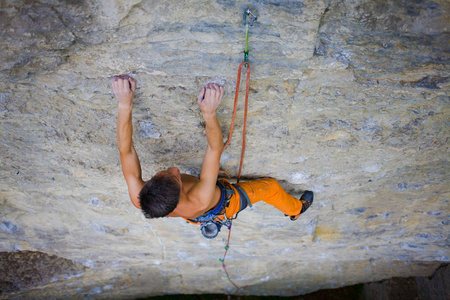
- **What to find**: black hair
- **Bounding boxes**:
[139,174,181,218]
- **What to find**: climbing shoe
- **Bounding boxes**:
[290,191,314,221]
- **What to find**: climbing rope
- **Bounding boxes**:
[219,8,257,294]
[222,61,250,183]
[219,221,242,291]
[219,61,250,294]
[222,8,257,183]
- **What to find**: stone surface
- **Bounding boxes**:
[416,264,450,300]
[0,0,448,298]
[363,264,450,300]
[0,251,86,293]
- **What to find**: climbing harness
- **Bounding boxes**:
[186,181,251,239]
[186,181,233,239]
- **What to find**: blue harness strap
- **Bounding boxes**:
[187,181,233,223]
[210,181,229,215]
[187,180,254,239]
[187,181,252,223]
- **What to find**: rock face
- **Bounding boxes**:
[0,0,448,298]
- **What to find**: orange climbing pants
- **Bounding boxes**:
[221,178,303,219]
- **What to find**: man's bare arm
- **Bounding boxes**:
[192,83,224,207]
[112,76,145,209]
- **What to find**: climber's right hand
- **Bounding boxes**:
[112,75,136,109]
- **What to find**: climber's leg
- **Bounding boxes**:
[235,178,305,216]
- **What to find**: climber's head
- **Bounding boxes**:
[139,167,181,218]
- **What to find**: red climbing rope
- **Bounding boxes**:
[222,61,251,184]
[219,61,251,293]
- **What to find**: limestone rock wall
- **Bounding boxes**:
[0,0,448,298]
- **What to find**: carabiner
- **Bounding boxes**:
[243,9,257,26]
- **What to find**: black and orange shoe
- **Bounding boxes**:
[290,191,314,221]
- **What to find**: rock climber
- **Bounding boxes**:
[112,75,313,238]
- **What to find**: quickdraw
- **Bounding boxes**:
[243,9,257,64]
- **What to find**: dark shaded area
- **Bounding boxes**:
[363,264,449,299]
[363,277,419,300]
[0,251,86,293]
[137,264,449,300]
[415,263,449,300]
[137,283,362,300]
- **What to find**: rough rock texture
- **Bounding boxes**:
[416,263,450,300]
[363,264,450,300]
[0,251,86,293]
[0,0,448,298]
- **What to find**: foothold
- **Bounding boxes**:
[347,207,366,215]
[381,212,391,219]
[394,182,408,191]
[0,221,21,233]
